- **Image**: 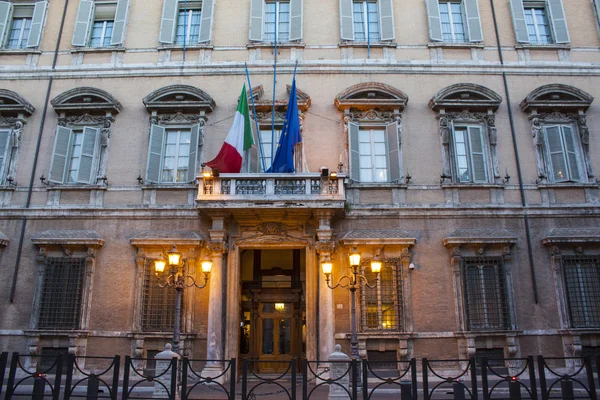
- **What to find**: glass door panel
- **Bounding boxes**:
[262,318,275,355]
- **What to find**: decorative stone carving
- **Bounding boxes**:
[315,240,335,255]
[207,241,228,254]
[235,222,309,248]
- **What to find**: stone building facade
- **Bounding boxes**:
[0,0,599,374]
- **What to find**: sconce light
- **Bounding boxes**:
[321,254,333,276]
[201,254,213,274]
[370,251,382,273]
[329,171,338,180]
[349,246,361,267]
[154,258,166,273]
[274,303,286,312]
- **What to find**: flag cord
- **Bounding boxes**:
[271,0,278,168]
[245,63,268,173]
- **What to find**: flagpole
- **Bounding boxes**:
[245,63,267,173]
[271,0,278,170]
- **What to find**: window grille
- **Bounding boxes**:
[141,262,178,332]
[361,261,402,331]
[38,257,85,330]
[462,257,510,331]
[562,255,600,328]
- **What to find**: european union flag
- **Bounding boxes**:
[268,79,302,173]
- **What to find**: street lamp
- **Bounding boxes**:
[321,246,380,360]
[155,245,212,354]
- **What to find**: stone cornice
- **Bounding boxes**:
[0,89,35,116]
[51,87,122,114]
[520,84,593,113]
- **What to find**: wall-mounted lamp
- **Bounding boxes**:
[440,174,451,184]
[39,174,49,185]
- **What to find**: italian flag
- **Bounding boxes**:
[206,85,254,173]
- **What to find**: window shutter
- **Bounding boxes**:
[509,0,529,43]
[110,0,130,46]
[0,1,12,47]
[49,126,73,184]
[594,0,600,33]
[425,0,443,42]
[188,124,200,182]
[245,122,259,173]
[249,0,264,41]
[348,122,360,181]
[146,125,165,183]
[198,0,215,43]
[72,0,94,46]
[378,0,394,41]
[463,0,483,42]
[545,125,567,182]
[0,130,11,184]
[386,121,401,183]
[26,1,48,48]
[76,127,101,184]
[159,0,179,44]
[339,0,354,41]
[468,126,487,182]
[289,0,303,41]
[546,0,570,43]
[562,126,581,182]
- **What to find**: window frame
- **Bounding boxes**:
[175,6,201,45]
[426,0,482,43]
[141,258,179,332]
[438,1,467,43]
[340,0,394,43]
[541,123,585,183]
[360,260,403,331]
[352,0,380,42]
[523,4,553,44]
[561,255,600,329]
[160,0,213,45]
[450,123,490,184]
[72,0,129,48]
[0,1,48,50]
[510,0,570,44]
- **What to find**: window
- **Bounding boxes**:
[426,0,482,43]
[509,0,570,44]
[249,0,301,42]
[259,128,282,172]
[358,128,387,182]
[146,125,199,184]
[361,261,402,330]
[141,261,177,332]
[160,0,214,45]
[71,0,130,47]
[462,257,510,330]
[340,0,393,42]
[562,255,600,328]
[49,126,102,184]
[521,84,594,185]
[451,125,488,183]
[0,1,48,49]
[37,257,86,329]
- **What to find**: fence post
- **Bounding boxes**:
[302,360,307,400]
[584,356,597,400]
[0,352,8,399]
[53,353,64,400]
[241,359,248,400]
[169,357,177,400]
[351,358,358,400]
[230,358,237,400]
[111,355,120,400]
[469,357,478,400]
[362,359,368,400]
[422,358,429,400]
[508,379,522,400]
[537,355,547,400]
[181,358,188,400]
[63,353,74,400]
[291,359,297,400]
[411,358,418,400]
[527,356,538,400]
[481,358,489,400]
[6,353,19,400]
[123,356,131,400]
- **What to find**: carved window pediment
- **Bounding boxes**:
[143,85,216,115]
[429,83,502,112]
[51,87,122,115]
[520,84,593,113]
[335,82,408,115]
[0,89,35,117]
[248,84,311,121]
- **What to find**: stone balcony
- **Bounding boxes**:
[196,173,346,214]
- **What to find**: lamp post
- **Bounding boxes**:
[321,247,381,360]
[155,245,212,354]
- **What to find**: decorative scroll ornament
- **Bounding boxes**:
[58,114,114,129]
[315,240,336,255]
[346,108,399,122]
[207,241,228,254]
[158,112,206,125]
[235,222,309,248]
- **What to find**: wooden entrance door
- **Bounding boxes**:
[257,302,294,373]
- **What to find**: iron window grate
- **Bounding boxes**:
[141,262,178,332]
[563,255,600,328]
[463,256,510,331]
[38,257,85,330]
[361,261,403,331]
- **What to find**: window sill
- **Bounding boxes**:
[428,41,484,49]
[460,329,517,335]
[347,182,408,189]
[338,41,396,48]
[558,328,600,335]
[70,47,125,54]
[141,183,196,189]
[46,184,108,190]
[157,44,214,50]
[25,329,90,335]
[247,42,305,49]
[514,43,571,50]
[0,185,16,191]
[537,182,599,189]
[0,49,41,55]
[441,183,505,189]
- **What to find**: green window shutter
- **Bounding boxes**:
[159,0,179,44]
[463,0,483,42]
[76,127,101,184]
[0,129,11,184]
[378,0,394,41]
[187,124,200,182]
[562,125,581,182]
[110,0,130,45]
[386,121,401,183]
[468,126,487,182]
[26,1,48,48]
[545,125,567,182]
[198,0,215,43]
[546,0,570,43]
[289,0,303,41]
[72,0,94,46]
[509,0,529,43]
[49,126,73,184]
[146,124,165,183]
[425,0,443,42]
[0,1,14,47]
[249,0,264,41]
[339,0,354,41]
[348,122,360,181]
